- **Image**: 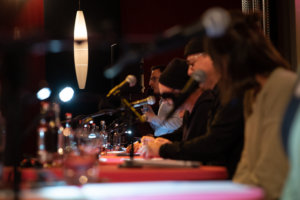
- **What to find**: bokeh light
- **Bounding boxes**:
[59,87,74,102]
[37,88,51,100]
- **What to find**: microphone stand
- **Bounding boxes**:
[120,97,145,160]
[129,110,134,160]
[107,89,145,165]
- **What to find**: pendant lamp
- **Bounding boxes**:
[74,2,88,89]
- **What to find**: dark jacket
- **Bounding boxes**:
[160,90,214,142]
[159,86,244,179]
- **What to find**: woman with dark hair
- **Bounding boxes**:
[205,11,297,200]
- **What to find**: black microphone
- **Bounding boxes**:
[106,75,137,97]
[165,70,206,120]
[131,96,156,108]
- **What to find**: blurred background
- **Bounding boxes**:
[0,0,298,161]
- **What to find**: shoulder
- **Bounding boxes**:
[159,101,177,114]
[198,89,214,102]
[269,68,296,87]
[193,91,215,115]
[264,68,297,97]
[258,68,297,116]
[160,101,171,109]
[193,90,214,111]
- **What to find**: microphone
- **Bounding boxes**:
[106,75,137,97]
[131,96,156,108]
[104,7,230,79]
[165,70,206,120]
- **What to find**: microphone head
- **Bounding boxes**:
[192,70,206,83]
[202,7,230,38]
[126,75,137,87]
[147,96,156,105]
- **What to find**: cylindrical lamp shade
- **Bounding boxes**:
[74,11,88,89]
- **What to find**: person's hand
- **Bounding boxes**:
[141,136,155,145]
[126,141,140,153]
[155,137,172,145]
[141,105,154,114]
[179,110,185,118]
[139,142,162,159]
[146,105,154,113]
[139,142,143,149]
[144,111,155,122]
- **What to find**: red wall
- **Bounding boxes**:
[16,0,44,29]
[17,0,45,156]
[16,0,45,89]
[5,0,45,157]
[120,0,242,92]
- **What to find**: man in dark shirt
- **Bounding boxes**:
[140,57,214,143]
[158,58,214,141]
[157,86,214,144]
[158,88,213,143]
[139,36,245,179]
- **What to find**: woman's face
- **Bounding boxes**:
[187,53,219,90]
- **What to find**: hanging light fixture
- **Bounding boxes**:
[74,0,88,89]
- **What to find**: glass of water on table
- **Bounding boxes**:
[63,124,102,185]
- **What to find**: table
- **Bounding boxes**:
[8,181,264,200]
[4,152,228,183]
[2,155,263,200]
[18,164,227,183]
[3,152,228,182]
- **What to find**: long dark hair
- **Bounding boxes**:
[205,11,290,104]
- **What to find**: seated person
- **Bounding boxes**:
[146,65,183,137]
[205,11,296,200]
[127,58,214,151]
[139,36,245,179]
[154,58,214,142]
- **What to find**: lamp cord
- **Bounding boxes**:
[79,0,81,10]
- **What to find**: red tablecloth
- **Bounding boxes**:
[18,164,227,183]
[101,165,227,182]
[3,153,227,182]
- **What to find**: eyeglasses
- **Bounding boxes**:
[149,76,159,82]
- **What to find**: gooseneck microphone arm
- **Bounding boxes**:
[106,75,137,97]
[165,70,207,120]
[131,96,156,107]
